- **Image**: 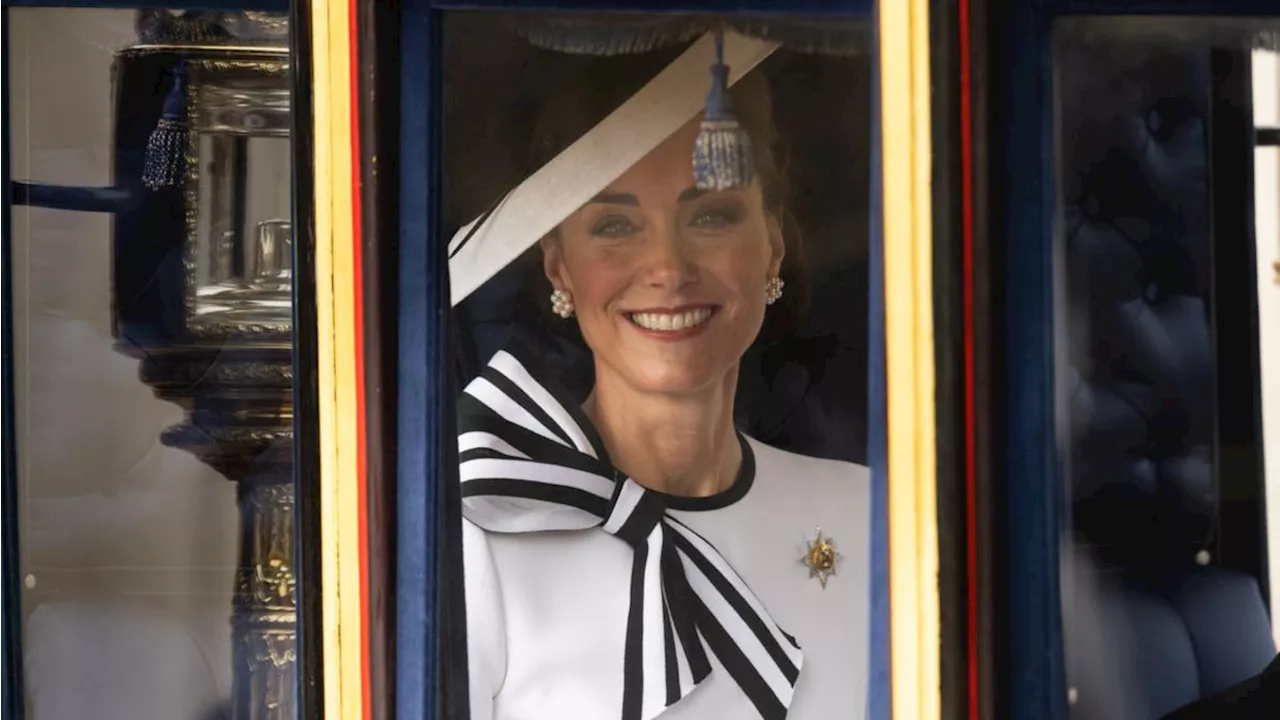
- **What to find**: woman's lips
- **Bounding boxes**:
[624,306,717,339]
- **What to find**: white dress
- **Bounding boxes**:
[463,434,870,720]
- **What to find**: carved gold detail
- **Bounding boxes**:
[247,632,298,670]
[242,11,290,36]
[162,425,291,446]
[239,483,297,612]
[191,59,291,75]
[186,321,293,340]
[256,561,296,604]
[123,47,290,69]
[141,360,293,387]
[239,629,298,716]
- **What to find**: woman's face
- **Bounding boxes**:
[542,118,784,396]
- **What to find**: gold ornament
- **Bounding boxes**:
[800,527,841,589]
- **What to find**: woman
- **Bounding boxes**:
[455,34,870,720]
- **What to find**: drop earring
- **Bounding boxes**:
[550,289,575,318]
[765,277,784,305]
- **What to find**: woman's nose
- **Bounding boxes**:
[642,224,697,289]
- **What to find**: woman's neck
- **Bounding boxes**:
[583,362,742,499]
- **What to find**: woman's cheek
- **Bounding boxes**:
[571,265,628,311]
[707,245,765,286]
[575,251,634,287]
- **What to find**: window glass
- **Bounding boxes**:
[7,9,301,719]
[1052,16,1277,719]
[442,12,876,719]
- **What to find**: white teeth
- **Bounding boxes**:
[630,308,713,332]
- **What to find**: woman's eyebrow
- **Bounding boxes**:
[588,192,639,206]
[588,188,718,205]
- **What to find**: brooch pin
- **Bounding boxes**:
[800,527,841,589]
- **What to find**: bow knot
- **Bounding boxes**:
[459,346,803,720]
[603,479,669,547]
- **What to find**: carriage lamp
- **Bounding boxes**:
[1,13,306,717]
[114,38,297,720]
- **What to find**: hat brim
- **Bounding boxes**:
[446,31,779,307]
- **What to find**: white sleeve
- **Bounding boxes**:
[463,518,508,719]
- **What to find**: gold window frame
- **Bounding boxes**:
[311,0,368,717]
[881,0,942,718]
[306,1,945,718]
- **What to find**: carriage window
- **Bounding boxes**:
[1053,17,1277,719]
[6,8,304,718]
[442,12,878,718]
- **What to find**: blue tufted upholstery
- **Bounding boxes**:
[1057,40,1275,718]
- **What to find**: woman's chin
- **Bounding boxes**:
[618,359,730,396]
[592,329,745,395]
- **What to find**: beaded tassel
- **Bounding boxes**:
[143,61,189,191]
[693,29,754,192]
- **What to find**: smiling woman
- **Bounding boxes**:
[444,14,874,720]
[541,115,784,419]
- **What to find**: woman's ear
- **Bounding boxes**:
[540,234,570,291]
[766,214,786,278]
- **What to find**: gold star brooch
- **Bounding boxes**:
[800,527,841,589]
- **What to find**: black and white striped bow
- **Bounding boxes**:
[458,347,804,720]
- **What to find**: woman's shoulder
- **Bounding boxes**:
[742,430,870,509]
[743,434,870,488]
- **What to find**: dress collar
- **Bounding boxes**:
[458,343,802,720]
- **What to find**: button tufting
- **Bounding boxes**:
[1147,107,1163,134]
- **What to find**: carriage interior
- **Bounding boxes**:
[1055,21,1279,718]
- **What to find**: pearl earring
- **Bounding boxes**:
[550,289,575,318]
[765,277,784,305]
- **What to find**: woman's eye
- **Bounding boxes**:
[690,204,744,230]
[590,216,640,237]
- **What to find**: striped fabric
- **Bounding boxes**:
[459,346,804,720]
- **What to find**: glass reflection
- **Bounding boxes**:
[1053,17,1277,720]
[444,13,873,719]
[8,8,296,720]
[193,85,293,321]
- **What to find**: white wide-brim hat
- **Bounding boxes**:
[446,31,780,307]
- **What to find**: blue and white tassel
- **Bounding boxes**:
[143,61,189,191]
[693,29,754,192]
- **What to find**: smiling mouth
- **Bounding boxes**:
[625,307,716,332]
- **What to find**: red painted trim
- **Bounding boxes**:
[347,0,372,716]
[959,0,980,717]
